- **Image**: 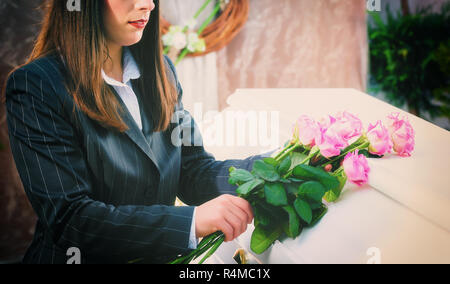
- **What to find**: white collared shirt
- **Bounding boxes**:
[101,49,198,249]
[102,48,143,130]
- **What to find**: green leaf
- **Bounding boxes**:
[254,204,272,227]
[323,190,339,203]
[277,155,292,175]
[290,152,308,171]
[309,205,328,227]
[285,184,299,196]
[263,157,278,166]
[281,222,291,239]
[323,170,347,203]
[264,183,288,206]
[309,201,323,210]
[228,169,255,185]
[294,198,313,224]
[279,178,291,184]
[250,224,283,254]
[298,181,326,203]
[358,149,384,159]
[254,202,286,228]
[283,206,301,238]
[289,177,305,183]
[236,179,264,195]
[292,164,339,191]
[253,160,280,182]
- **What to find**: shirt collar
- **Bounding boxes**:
[102,47,141,87]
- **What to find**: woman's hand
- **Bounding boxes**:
[195,194,254,242]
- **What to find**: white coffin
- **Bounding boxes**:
[200,89,450,264]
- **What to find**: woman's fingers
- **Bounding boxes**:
[225,202,250,236]
[218,221,234,243]
[223,207,243,240]
[229,196,254,224]
[195,194,255,242]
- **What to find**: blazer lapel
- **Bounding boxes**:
[108,85,162,176]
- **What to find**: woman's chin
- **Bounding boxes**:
[122,33,144,47]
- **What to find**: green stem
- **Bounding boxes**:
[333,166,345,176]
[197,1,221,34]
[282,148,320,179]
[175,1,221,65]
[273,143,294,160]
[186,239,219,263]
[163,46,170,55]
[302,149,320,164]
[168,231,222,264]
[127,257,144,264]
[198,234,225,264]
[193,233,224,261]
[197,231,222,247]
[321,142,370,168]
[194,0,214,19]
[275,143,301,163]
[174,50,189,66]
[164,0,213,57]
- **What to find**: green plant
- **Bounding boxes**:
[368,3,450,119]
[432,40,450,118]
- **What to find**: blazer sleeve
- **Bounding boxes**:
[163,56,276,206]
[5,65,195,263]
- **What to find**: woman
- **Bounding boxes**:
[4,0,267,264]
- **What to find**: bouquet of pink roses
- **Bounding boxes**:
[169,112,415,264]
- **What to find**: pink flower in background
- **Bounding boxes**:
[315,127,346,158]
[328,111,363,143]
[387,113,415,157]
[366,121,393,156]
[293,115,320,146]
[343,150,370,186]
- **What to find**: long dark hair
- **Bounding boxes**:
[5,0,177,133]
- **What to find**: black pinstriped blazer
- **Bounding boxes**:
[5,53,268,264]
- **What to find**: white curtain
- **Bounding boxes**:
[216,0,369,110]
[160,0,219,114]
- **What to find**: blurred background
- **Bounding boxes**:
[0,0,448,263]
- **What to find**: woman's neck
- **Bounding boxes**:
[104,43,124,83]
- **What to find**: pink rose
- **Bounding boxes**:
[366,120,393,156]
[327,111,363,143]
[343,150,370,186]
[315,127,346,158]
[292,115,320,146]
[318,115,336,129]
[386,113,415,157]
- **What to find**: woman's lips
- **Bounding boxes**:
[128,19,148,29]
